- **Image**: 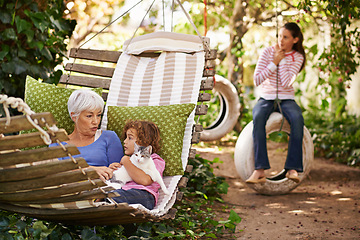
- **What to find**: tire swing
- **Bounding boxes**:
[234,112,314,195]
[200,74,240,141]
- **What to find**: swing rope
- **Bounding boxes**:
[274,0,285,132]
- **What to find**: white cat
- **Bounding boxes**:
[106,143,169,195]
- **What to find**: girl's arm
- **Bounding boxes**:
[278,53,304,87]
[120,156,153,186]
[254,46,278,86]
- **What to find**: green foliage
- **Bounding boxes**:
[303,103,360,166]
[294,1,360,166]
[0,155,241,239]
[0,0,76,98]
[298,0,360,118]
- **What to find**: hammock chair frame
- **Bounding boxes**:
[0,0,217,225]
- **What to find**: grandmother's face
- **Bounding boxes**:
[72,109,102,136]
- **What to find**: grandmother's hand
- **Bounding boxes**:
[91,166,114,182]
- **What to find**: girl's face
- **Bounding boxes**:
[278,28,299,52]
[72,109,102,136]
[123,128,137,155]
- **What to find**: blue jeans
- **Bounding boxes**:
[252,98,304,172]
[111,189,155,210]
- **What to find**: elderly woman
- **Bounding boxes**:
[50,89,124,181]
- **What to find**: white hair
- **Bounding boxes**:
[67,89,104,120]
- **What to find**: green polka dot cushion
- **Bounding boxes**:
[24,75,103,134]
[107,103,195,176]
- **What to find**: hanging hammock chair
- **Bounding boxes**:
[0,0,217,225]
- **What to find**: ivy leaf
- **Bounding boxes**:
[0,45,10,60]
[2,28,17,40]
[23,29,35,42]
[81,229,101,240]
[228,210,242,224]
[27,12,48,32]
[41,47,53,61]
[61,233,73,240]
[1,62,16,73]
[15,16,32,33]
[0,10,12,24]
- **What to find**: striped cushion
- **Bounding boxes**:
[123,32,205,54]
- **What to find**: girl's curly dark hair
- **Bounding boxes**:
[122,120,161,154]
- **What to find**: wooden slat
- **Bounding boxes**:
[28,187,119,204]
[0,145,80,167]
[0,202,155,225]
[59,75,111,89]
[188,148,196,159]
[69,48,121,63]
[203,68,216,77]
[176,191,184,201]
[0,129,69,151]
[0,158,88,182]
[198,92,211,102]
[0,179,106,202]
[0,168,99,193]
[185,164,193,173]
[68,47,216,61]
[200,78,214,90]
[205,49,217,60]
[102,92,108,101]
[191,131,201,144]
[205,59,216,69]
[178,177,188,188]
[195,104,208,115]
[193,124,203,132]
[64,63,115,78]
[0,112,56,134]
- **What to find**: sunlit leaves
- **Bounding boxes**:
[0,0,76,97]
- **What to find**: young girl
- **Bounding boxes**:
[246,22,306,184]
[109,120,165,210]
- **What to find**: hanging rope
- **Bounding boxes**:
[274,0,285,132]
[78,0,144,49]
[65,0,145,86]
[0,94,56,145]
[162,0,166,30]
[123,0,157,53]
[204,0,207,36]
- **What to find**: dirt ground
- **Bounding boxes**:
[195,141,360,240]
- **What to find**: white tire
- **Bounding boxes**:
[200,75,240,141]
[234,112,314,195]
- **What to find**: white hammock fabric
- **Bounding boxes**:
[101,32,206,216]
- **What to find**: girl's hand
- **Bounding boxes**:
[109,162,121,170]
[273,44,285,65]
[91,166,113,182]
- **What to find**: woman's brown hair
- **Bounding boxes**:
[122,120,161,154]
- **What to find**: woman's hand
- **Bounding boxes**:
[91,166,113,182]
[273,44,285,65]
